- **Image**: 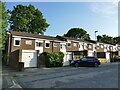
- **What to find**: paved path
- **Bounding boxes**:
[2,66,23,90]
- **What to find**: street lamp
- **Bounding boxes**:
[94,31,98,57]
[95,31,98,41]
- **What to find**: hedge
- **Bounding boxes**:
[42,52,64,67]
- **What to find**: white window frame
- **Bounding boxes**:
[73,43,77,47]
[26,40,32,45]
[88,45,92,48]
[118,46,120,50]
[14,38,21,46]
[100,44,104,48]
[110,46,113,50]
[36,42,43,47]
[60,44,66,49]
[45,43,50,48]
[67,43,71,47]
[53,43,58,47]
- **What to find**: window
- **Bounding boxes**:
[60,44,66,49]
[54,43,58,47]
[67,43,71,47]
[36,42,43,47]
[88,45,92,48]
[118,46,120,50]
[109,46,113,50]
[81,58,87,61]
[15,40,20,46]
[26,40,32,45]
[100,44,104,48]
[14,39,21,46]
[45,43,50,48]
[73,43,77,47]
[86,57,96,61]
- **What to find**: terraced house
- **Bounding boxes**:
[7,31,120,68]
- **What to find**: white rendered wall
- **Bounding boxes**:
[35,39,43,53]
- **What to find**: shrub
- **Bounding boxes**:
[114,56,120,62]
[43,52,64,67]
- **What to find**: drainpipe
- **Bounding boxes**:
[83,43,85,57]
[7,31,11,65]
[52,40,54,52]
[94,43,97,57]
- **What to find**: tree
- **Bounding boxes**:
[0,1,9,50]
[113,36,120,44]
[0,1,9,65]
[97,34,114,44]
[64,28,90,40]
[97,35,120,44]
[97,35,102,42]
[8,4,49,34]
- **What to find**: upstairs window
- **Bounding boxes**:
[88,45,91,48]
[67,43,71,47]
[26,40,32,45]
[45,43,50,48]
[73,43,77,47]
[14,38,21,46]
[36,42,43,47]
[15,40,20,46]
[109,46,113,50]
[60,44,66,49]
[54,43,58,47]
[100,44,104,48]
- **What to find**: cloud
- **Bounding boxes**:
[90,2,118,18]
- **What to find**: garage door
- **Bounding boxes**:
[21,50,37,68]
[65,52,73,65]
[88,51,93,57]
[66,54,72,61]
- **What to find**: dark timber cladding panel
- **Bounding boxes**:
[9,50,20,68]
[43,41,52,52]
[11,38,35,52]
[21,38,35,50]
[66,41,79,51]
[43,41,60,52]
[72,41,79,51]
[53,42,60,52]
[87,44,93,50]
[11,38,21,52]
[96,44,104,52]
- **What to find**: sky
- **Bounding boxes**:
[5,1,118,40]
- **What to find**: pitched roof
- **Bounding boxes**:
[10,31,118,45]
[10,31,61,41]
[56,35,97,44]
[56,35,85,42]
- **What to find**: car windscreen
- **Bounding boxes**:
[86,57,96,61]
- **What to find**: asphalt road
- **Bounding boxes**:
[14,63,119,88]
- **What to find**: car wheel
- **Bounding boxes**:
[75,63,79,67]
[94,63,98,67]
